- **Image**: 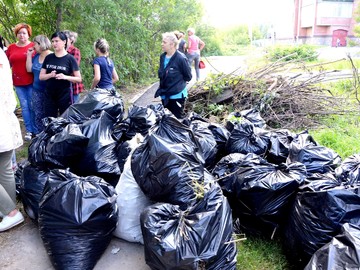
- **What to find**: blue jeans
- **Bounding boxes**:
[73,94,80,103]
[15,85,35,134]
[187,52,200,81]
[32,88,46,134]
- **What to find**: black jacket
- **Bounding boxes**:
[154,51,192,101]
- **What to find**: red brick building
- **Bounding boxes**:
[294,0,360,46]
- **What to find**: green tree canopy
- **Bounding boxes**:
[0,0,203,86]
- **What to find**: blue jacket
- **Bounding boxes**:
[154,51,192,101]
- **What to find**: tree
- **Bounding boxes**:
[0,0,203,86]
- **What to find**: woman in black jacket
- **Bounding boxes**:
[154,32,192,118]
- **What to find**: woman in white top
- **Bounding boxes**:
[0,49,25,232]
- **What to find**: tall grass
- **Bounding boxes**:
[310,79,360,158]
[310,115,360,158]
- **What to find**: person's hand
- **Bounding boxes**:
[50,70,57,78]
[27,47,34,57]
[55,73,66,80]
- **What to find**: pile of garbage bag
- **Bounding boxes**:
[16,89,360,269]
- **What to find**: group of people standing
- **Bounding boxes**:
[0,22,118,232]
[0,23,202,233]
[156,27,205,119]
[5,24,83,140]
[4,23,119,141]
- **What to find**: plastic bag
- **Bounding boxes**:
[287,132,342,174]
[305,223,360,270]
[61,88,125,123]
[335,154,360,185]
[28,118,71,169]
[74,110,120,187]
[226,108,266,131]
[20,163,49,221]
[39,169,118,270]
[283,185,360,266]
[114,152,152,244]
[190,120,218,169]
[208,123,231,164]
[265,129,295,164]
[213,153,307,237]
[131,114,205,208]
[141,181,237,270]
[225,119,270,156]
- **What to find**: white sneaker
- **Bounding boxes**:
[0,211,24,232]
[24,132,32,141]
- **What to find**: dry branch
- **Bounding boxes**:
[186,58,360,129]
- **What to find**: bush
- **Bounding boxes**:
[266,45,318,62]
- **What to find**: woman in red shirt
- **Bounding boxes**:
[6,23,35,141]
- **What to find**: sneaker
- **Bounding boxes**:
[24,132,32,141]
[0,211,24,232]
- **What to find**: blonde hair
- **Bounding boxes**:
[187,28,195,35]
[33,35,51,51]
[94,38,110,54]
[162,32,179,47]
[63,30,78,44]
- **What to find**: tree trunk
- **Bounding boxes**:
[55,2,62,31]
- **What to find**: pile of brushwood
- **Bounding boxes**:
[186,56,360,130]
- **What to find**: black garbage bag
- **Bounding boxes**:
[190,120,218,169]
[208,123,231,163]
[38,169,118,270]
[131,113,205,209]
[283,185,360,267]
[213,153,307,237]
[225,108,266,132]
[225,119,270,157]
[212,152,250,196]
[127,105,157,135]
[335,154,360,185]
[265,129,295,164]
[74,110,120,187]
[45,123,89,168]
[15,159,29,196]
[61,88,125,123]
[305,223,360,270]
[287,131,342,174]
[28,117,71,169]
[301,172,342,191]
[20,163,50,221]
[141,181,237,270]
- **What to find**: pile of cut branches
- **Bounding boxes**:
[186,57,359,130]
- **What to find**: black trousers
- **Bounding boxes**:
[44,87,73,117]
[162,98,186,119]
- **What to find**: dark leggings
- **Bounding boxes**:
[162,98,186,119]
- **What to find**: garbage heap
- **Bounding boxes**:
[16,88,360,270]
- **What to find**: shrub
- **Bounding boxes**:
[266,45,318,62]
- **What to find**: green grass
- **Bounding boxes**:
[310,115,360,159]
[315,58,360,71]
[236,236,290,270]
